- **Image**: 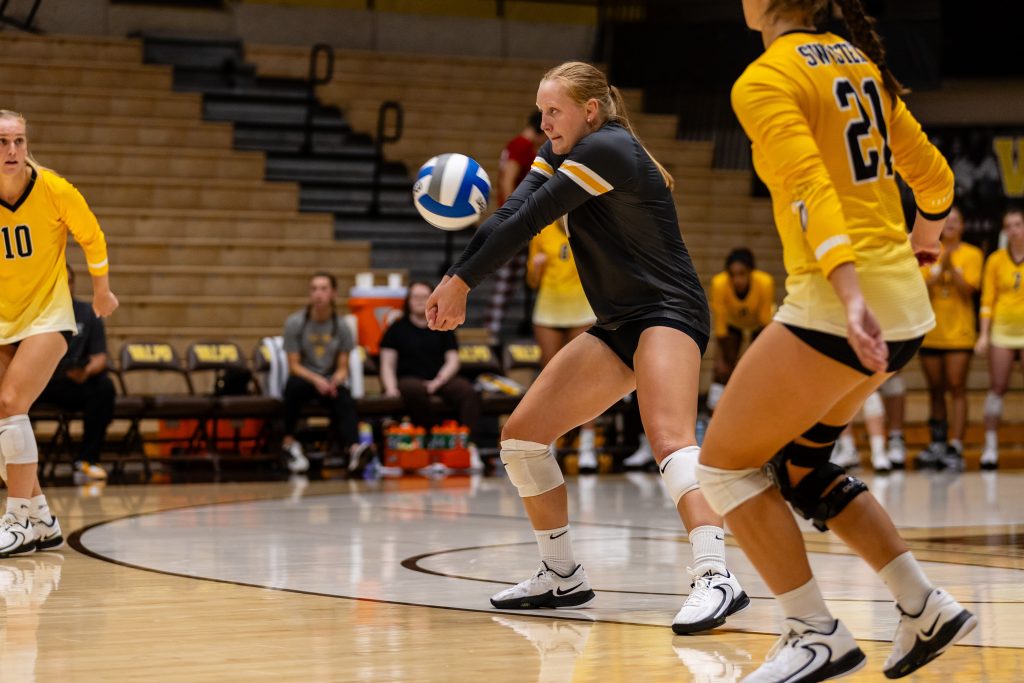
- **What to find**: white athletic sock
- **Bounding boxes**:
[689,525,727,576]
[888,429,903,440]
[869,434,886,459]
[950,439,963,455]
[579,428,595,451]
[535,525,576,576]
[776,578,833,631]
[30,494,52,523]
[839,434,856,452]
[985,430,998,452]
[879,551,934,615]
[5,497,30,522]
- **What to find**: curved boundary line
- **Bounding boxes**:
[64,492,1018,647]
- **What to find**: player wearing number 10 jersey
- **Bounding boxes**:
[696,1,975,681]
[0,109,117,560]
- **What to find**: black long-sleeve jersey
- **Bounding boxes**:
[450,122,708,334]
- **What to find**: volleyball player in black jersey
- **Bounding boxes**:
[427,62,748,633]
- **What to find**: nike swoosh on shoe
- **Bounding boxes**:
[555,582,583,596]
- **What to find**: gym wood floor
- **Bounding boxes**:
[4,471,1022,682]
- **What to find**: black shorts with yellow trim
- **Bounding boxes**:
[782,324,923,376]
[588,317,709,371]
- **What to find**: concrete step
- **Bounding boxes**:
[34,145,265,182]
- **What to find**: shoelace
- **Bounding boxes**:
[686,567,714,589]
[765,625,801,661]
[0,513,22,532]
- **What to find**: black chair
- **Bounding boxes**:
[186,340,279,454]
[118,340,215,460]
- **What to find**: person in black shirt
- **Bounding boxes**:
[35,265,115,480]
[426,62,746,633]
[379,282,481,438]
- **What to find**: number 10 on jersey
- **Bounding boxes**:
[1,224,32,259]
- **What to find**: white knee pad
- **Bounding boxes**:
[879,375,905,398]
[659,445,700,505]
[695,463,772,516]
[862,392,885,420]
[706,382,725,411]
[985,392,1004,419]
[500,439,564,498]
[0,415,38,482]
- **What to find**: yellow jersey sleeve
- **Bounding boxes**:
[888,97,954,218]
[980,251,999,320]
[755,271,776,327]
[50,172,108,276]
[963,245,983,290]
[708,273,730,338]
[732,65,855,278]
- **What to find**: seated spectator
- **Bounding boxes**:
[35,265,115,481]
[379,282,482,460]
[281,272,367,474]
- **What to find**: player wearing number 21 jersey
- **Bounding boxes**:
[732,29,952,342]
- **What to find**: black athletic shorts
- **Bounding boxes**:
[9,330,73,349]
[588,317,709,370]
[783,324,923,376]
[918,346,972,357]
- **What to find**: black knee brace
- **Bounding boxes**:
[763,443,868,532]
[801,422,846,445]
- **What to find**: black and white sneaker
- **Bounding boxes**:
[743,618,865,682]
[0,513,36,558]
[672,568,750,635]
[490,562,596,609]
[883,588,977,679]
[30,514,63,551]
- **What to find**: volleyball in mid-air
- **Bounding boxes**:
[413,153,490,231]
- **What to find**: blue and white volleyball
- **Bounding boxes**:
[413,153,491,231]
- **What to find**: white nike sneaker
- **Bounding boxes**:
[980,447,999,470]
[283,440,309,474]
[673,569,750,635]
[623,436,655,469]
[742,618,865,683]
[30,514,63,551]
[872,449,893,473]
[830,442,860,470]
[0,513,37,558]
[577,431,598,472]
[883,588,977,679]
[886,435,906,469]
[490,562,596,609]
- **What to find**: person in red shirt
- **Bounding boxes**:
[497,112,545,205]
[485,113,547,337]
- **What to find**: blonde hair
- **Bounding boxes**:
[542,62,675,190]
[0,109,46,172]
[765,0,907,98]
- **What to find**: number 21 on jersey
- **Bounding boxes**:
[834,76,893,184]
[0,224,32,259]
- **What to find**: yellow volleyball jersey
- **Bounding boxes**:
[0,166,109,344]
[709,269,776,337]
[528,223,595,327]
[732,31,953,340]
[920,243,983,349]
[980,249,1024,348]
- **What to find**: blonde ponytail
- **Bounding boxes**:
[543,62,675,191]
